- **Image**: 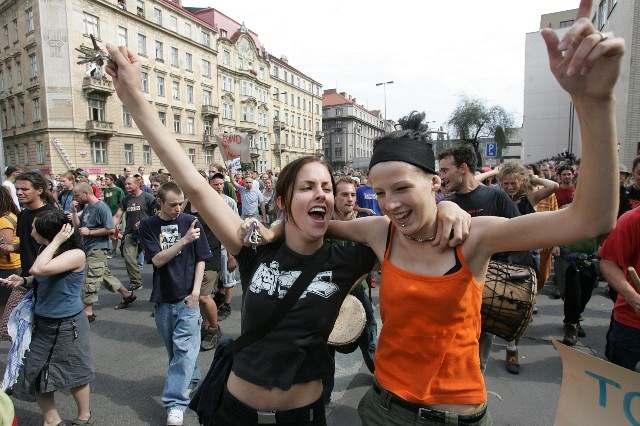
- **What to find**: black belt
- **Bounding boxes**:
[221,388,325,424]
[372,383,487,424]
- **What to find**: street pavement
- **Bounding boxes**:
[1,256,613,426]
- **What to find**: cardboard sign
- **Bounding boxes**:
[216,132,250,163]
[554,340,640,426]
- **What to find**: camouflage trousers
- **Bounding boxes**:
[82,249,123,305]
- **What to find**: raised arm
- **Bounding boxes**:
[473,1,624,259]
[528,176,559,205]
[30,224,85,277]
[106,45,243,254]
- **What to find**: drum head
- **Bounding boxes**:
[328,294,366,347]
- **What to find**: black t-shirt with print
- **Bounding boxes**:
[233,241,376,390]
[120,192,157,236]
[139,213,212,303]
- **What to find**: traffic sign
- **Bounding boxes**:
[486,143,497,157]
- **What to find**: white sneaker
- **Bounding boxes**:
[166,407,184,426]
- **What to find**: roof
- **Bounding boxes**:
[323,89,382,118]
[156,0,217,33]
[268,54,321,86]
[187,7,261,48]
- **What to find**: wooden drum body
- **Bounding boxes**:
[481,260,537,342]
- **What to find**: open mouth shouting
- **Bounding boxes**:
[308,205,328,224]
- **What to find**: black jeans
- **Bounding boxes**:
[323,285,377,403]
[563,262,597,324]
[606,319,640,371]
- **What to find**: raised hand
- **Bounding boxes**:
[52,223,75,245]
[541,0,625,101]
[182,219,201,244]
[104,44,145,108]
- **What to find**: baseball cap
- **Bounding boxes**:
[78,170,89,177]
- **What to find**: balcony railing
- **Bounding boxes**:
[82,77,115,95]
[250,147,261,158]
[315,131,324,140]
[86,120,115,136]
[202,134,217,146]
[201,104,219,116]
[273,119,287,131]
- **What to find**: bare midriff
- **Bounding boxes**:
[227,371,323,411]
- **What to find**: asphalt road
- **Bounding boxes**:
[1,256,613,425]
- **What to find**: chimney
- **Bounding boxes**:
[340,92,346,97]
[352,98,357,103]
[280,55,288,63]
[324,89,337,94]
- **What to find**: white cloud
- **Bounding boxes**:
[186,0,580,127]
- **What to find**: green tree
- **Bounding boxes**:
[447,97,514,166]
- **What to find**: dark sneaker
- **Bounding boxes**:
[217,303,231,320]
[201,326,221,352]
[563,323,579,346]
[115,292,137,310]
[506,349,520,374]
[577,323,586,338]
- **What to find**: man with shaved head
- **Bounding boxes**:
[113,176,157,290]
[72,183,136,321]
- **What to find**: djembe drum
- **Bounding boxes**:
[481,260,537,341]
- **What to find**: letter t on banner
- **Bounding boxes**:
[553,340,640,426]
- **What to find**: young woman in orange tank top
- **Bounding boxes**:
[326,3,624,423]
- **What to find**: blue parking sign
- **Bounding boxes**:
[486,143,497,157]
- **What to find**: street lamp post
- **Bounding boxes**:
[375,80,394,123]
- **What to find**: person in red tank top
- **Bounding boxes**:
[326,5,624,423]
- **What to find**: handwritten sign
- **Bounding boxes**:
[216,132,249,163]
[554,340,640,426]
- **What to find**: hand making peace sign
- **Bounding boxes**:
[541,0,625,101]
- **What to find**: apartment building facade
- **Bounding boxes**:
[322,89,386,170]
[0,0,221,176]
[188,7,323,172]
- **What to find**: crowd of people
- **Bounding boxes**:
[0,2,637,425]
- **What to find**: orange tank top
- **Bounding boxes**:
[375,226,486,405]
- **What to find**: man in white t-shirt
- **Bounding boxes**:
[138,166,151,187]
[2,166,21,211]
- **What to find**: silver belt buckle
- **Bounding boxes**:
[418,407,431,420]
[257,410,276,424]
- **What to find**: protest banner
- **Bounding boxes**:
[553,340,640,426]
[216,132,250,163]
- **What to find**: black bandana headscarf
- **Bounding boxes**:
[368,136,436,175]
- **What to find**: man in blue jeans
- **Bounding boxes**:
[139,182,212,426]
